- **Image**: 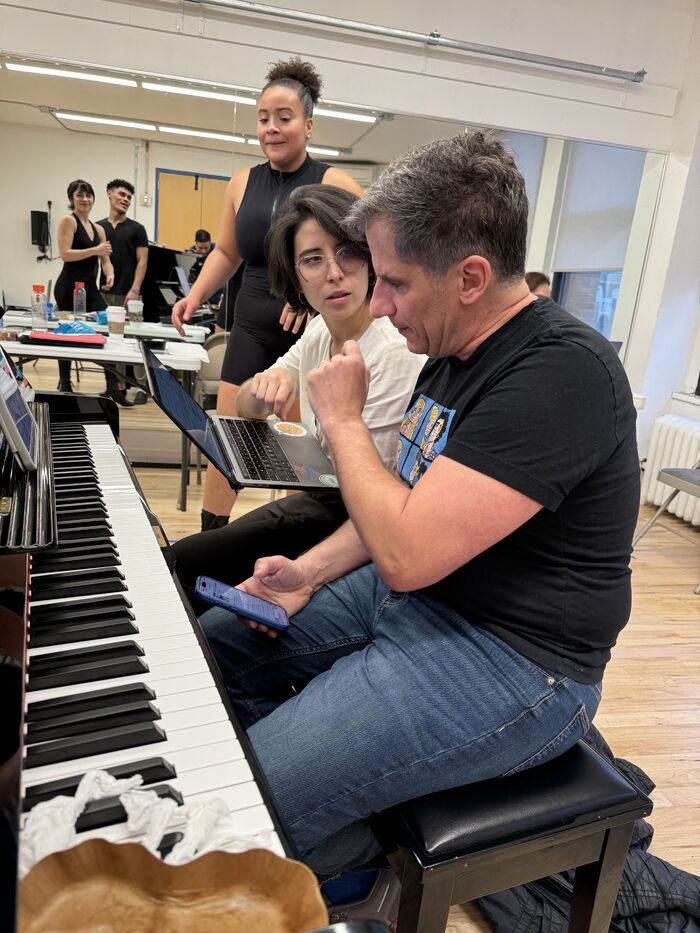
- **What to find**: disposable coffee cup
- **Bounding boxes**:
[127,299,144,323]
[107,306,126,338]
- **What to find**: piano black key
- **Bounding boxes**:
[75,785,183,832]
[56,506,108,522]
[30,595,133,627]
[28,644,148,691]
[56,513,110,529]
[23,756,178,811]
[29,615,138,647]
[158,832,184,858]
[55,524,113,543]
[27,682,156,721]
[26,700,160,743]
[31,551,120,573]
[31,569,126,601]
[24,721,167,768]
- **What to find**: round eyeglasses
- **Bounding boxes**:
[296,246,367,283]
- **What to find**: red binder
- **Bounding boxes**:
[20,332,107,348]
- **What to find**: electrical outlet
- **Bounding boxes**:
[142,194,152,207]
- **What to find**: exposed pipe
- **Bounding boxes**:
[185,0,646,83]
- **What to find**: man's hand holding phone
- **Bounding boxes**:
[196,557,314,638]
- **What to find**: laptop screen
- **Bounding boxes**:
[0,353,37,457]
[140,344,230,476]
[175,266,191,296]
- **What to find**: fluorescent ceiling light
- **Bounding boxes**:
[142,82,255,105]
[307,145,341,157]
[56,112,156,130]
[314,107,376,124]
[159,125,245,143]
[6,62,137,87]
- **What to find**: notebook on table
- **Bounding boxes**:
[140,343,338,492]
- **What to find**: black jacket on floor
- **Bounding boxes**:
[476,726,700,932]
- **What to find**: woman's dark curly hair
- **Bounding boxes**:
[262,57,322,118]
[266,184,374,315]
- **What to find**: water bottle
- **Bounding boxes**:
[31,284,48,329]
[73,282,87,321]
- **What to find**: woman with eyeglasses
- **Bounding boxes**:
[171,57,363,533]
[172,184,425,614]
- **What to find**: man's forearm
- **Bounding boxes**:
[131,256,147,293]
[323,417,411,583]
[296,519,371,591]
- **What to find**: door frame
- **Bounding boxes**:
[154,168,230,242]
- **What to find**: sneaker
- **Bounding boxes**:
[133,390,148,405]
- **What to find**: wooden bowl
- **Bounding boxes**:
[20,839,327,932]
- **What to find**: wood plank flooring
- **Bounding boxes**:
[24,357,700,930]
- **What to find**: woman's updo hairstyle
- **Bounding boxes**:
[263,57,322,119]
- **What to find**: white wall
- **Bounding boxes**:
[0,122,262,305]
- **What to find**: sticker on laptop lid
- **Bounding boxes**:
[273,421,307,437]
[319,473,339,488]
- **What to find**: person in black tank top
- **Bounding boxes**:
[170,57,363,531]
[54,180,114,391]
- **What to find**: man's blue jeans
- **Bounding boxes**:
[199,564,601,875]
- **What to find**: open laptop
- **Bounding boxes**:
[140,343,338,491]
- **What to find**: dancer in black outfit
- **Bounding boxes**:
[54,180,113,391]
[172,58,363,531]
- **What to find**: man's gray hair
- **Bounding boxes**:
[343,130,528,281]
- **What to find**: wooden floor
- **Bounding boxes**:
[27,357,700,930]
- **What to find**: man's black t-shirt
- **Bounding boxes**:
[395,298,639,684]
[97,218,148,294]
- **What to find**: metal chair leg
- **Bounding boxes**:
[632,487,681,546]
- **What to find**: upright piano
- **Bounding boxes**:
[0,393,287,931]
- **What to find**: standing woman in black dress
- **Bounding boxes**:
[54,180,114,391]
[172,59,363,531]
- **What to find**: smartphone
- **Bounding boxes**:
[195,575,289,631]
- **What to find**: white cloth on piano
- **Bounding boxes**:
[21,768,278,877]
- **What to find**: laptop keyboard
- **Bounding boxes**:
[221,419,299,483]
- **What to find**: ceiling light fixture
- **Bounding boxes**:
[159,125,245,143]
[314,106,376,124]
[55,112,156,130]
[142,82,255,105]
[6,62,137,87]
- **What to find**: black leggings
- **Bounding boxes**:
[221,283,301,386]
[172,492,347,615]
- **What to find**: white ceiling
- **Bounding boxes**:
[0,62,468,164]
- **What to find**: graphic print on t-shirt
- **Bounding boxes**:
[396,394,455,487]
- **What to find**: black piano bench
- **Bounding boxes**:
[373,740,653,933]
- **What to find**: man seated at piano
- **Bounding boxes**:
[173,184,425,613]
[198,132,640,876]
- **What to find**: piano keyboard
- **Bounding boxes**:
[22,421,285,856]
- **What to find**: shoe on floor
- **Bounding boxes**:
[104,387,134,407]
[56,381,74,393]
[133,390,148,405]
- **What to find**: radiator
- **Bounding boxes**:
[641,414,700,527]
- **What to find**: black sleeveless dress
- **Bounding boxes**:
[221,155,329,385]
[54,214,107,312]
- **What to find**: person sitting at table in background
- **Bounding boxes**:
[172,184,425,612]
[54,179,113,392]
[525,271,551,297]
[171,57,363,534]
[187,229,224,308]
